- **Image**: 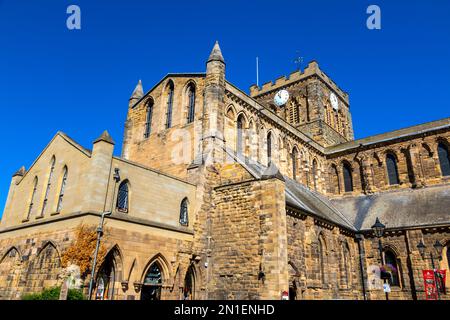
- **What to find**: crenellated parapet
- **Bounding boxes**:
[250,61,349,105]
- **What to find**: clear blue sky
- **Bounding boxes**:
[0,0,449,216]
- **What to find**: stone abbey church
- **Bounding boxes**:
[1,42,450,301]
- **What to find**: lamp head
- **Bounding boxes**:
[371,217,385,238]
[417,239,426,258]
[433,240,443,258]
[113,168,121,182]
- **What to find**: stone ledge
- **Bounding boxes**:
[0,211,194,236]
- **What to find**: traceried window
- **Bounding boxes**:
[236,114,245,155]
[144,100,154,138]
[165,81,174,129]
[142,262,163,300]
[438,142,450,176]
[386,153,400,185]
[56,166,68,213]
[27,176,38,220]
[179,198,189,226]
[343,162,353,192]
[116,181,129,213]
[144,263,162,285]
[187,84,195,123]
[41,156,56,217]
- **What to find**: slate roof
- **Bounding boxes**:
[221,147,450,231]
[330,184,450,231]
[224,148,356,231]
[326,117,450,154]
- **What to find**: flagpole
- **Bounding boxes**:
[256,56,259,87]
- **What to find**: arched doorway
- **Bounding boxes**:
[141,263,163,300]
[183,265,196,300]
[94,246,122,300]
[289,282,297,300]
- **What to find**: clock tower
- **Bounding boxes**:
[250,60,354,147]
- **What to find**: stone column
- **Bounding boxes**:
[408,144,425,187]
[360,157,374,194]
[336,166,344,195]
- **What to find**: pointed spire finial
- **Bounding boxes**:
[93,130,115,145]
[207,41,225,63]
[130,79,144,100]
[13,166,26,177]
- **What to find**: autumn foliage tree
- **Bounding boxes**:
[61,223,108,279]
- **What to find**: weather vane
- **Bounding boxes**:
[293,51,304,71]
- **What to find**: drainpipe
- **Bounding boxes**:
[88,210,112,300]
[356,234,368,300]
[88,168,121,300]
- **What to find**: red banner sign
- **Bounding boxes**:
[422,270,447,300]
[423,270,437,300]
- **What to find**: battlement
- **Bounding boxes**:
[250,60,349,103]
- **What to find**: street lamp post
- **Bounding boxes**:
[417,239,443,300]
[371,217,388,300]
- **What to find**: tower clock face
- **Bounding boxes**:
[330,92,339,110]
[274,89,289,107]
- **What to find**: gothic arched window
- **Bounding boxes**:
[343,162,353,192]
[142,262,163,300]
[438,142,450,176]
[180,198,189,226]
[267,132,272,163]
[384,249,401,287]
[144,99,154,138]
[165,81,174,129]
[236,114,245,155]
[292,148,298,180]
[56,166,68,213]
[41,156,56,216]
[187,84,195,123]
[116,181,129,213]
[386,153,400,185]
[27,176,38,220]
